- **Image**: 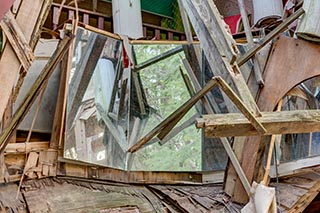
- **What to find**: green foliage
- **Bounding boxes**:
[132,44,201,171]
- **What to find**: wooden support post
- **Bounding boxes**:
[0,11,35,71]
[98,17,104,29]
[0,154,9,182]
[0,91,15,183]
[262,100,283,185]
[50,50,69,150]
[0,36,72,153]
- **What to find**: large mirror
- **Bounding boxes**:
[65,28,126,169]
[64,27,227,171]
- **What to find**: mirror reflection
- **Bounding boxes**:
[64,27,206,171]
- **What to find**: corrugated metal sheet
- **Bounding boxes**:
[0,0,14,20]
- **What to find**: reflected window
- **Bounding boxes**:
[64,28,214,171]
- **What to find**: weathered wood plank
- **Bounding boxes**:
[39,150,58,177]
[237,8,305,66]
[0,11,34,71]
[58,158,203,184]
[230,34,320,203]
[183,0,261,117]
[23,152,39,179]
[50,50,69,150]
[0,183,26,212]
[270,182,308,209]
[0,37,72,152]
[288,181,320,213]
[4,142,49,155]
[237,0,264,86]
[296,0,320,42]
[0,0,51,121]
[198,110,320,137]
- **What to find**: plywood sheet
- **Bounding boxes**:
[258,36,320,111]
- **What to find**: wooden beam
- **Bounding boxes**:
[0,11,34,71]
[198,110,320,137]
[0,36,72,153]
[128,77,219,153]
[288,180,320,213]
[178,0,202,74]
[237,7,305,66]
[0,0,51,122]
[183,0,261,116]
[57,157,212,184]
[215,77,266,134]
[50,49,69,150]
[159,114,198,145]
[184,0,237,64]
[4,142,49,155]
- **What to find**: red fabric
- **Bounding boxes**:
[0,0,14,20]
[224,14,242,34]
[122,46,130,68]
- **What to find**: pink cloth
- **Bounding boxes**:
[0,0,14,20]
